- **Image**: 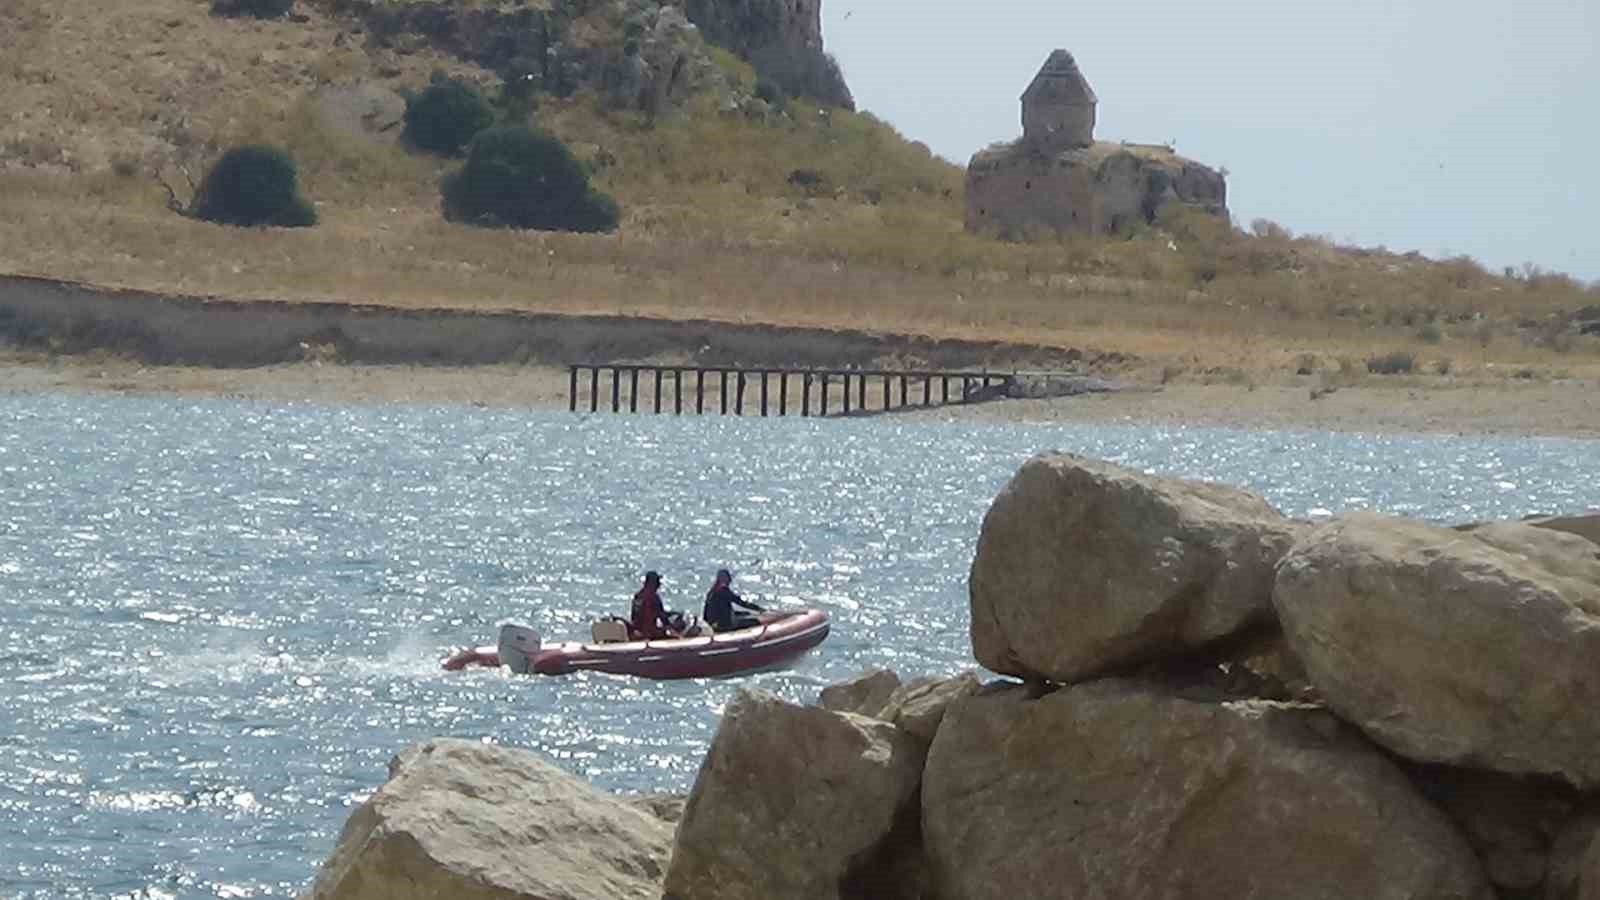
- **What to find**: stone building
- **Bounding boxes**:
[966,49,1227,238]
[1021,49,1096,153]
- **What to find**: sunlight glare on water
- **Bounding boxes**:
[2,391,1597,897]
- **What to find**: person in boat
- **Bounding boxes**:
[630,571,679,640]
[703,568,764,632]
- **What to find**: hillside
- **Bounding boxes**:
[2,0,1597,382]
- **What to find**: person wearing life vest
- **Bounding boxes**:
[630,571,676,639]
[702,568,764,632]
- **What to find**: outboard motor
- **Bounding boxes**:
[496,621,542,675]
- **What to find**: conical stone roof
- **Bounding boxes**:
[1022,49,1096,106]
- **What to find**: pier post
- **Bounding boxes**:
[653,368,662,414]
[590,367,599,413]
[820,374,830,416]
[780,372,789,416]
[923,375,932,407]
[569,366,578,412]
[760,371,770,417]
[720,371,730,415]
[736,371,746,416]
[841,373,852,416]
[900,374,908,408]
[697,370,705,415]
[857,372,866,411]
[802,373,812,417]
[629,368,640,413]
[611,368,621,412]
[882,373,890,411]
[674,369,683,415]
[941,376,950,405]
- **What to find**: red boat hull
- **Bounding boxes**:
[442,608,830,680]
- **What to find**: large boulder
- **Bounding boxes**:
[664,689,925,900]
[1549,816,1600,900]
[1408,767,1579,897]
[817,668,901,717]
[878,671,982,743]
[1524,514,1600,547]
[969,453,1304,683]
[1274,513,1600,786]
[304,738,672,900]
[922,680,1492,900]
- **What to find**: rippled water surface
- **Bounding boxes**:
[3,391,1598,897]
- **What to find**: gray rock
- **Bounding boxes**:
[922,680,1493,900]
[1274,513,1600,787]
[306,738,672,900]
[817,667,900,717]
[665,689,925,900]
[877,671,981,742]
[970,453,1304,683]
[1548,815,1600,900]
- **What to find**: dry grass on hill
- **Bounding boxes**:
[2,0,1597,382]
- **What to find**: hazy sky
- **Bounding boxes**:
[822,0,1599,282]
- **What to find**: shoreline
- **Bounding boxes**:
[6,352,1598,439]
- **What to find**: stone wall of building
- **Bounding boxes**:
[966,142,1227,238]
[1022,101,1096,155]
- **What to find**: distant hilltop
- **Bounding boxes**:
[967,50,1227,238]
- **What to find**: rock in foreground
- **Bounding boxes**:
[1274,514,1600,787]
[922,680,1492,900]
[305,738,672,900]
[665,689,925,900]
[970,453,1303,683]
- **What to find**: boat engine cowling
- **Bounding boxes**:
[496,621,542,675]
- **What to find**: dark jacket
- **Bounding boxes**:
[631,587,670,639]
[702,585,761,631]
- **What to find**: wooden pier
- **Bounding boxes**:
[567,364,1016,417]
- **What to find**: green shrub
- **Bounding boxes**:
[754,78,787,112]
[211,0,294,19]
[1365,350,1416,375]
[193,145,316,228]
[441,126,620,233]
[403,75,497,156]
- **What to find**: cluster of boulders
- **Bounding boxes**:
[315,0,848,116]
[304,452,1600,899]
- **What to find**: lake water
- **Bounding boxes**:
[2,391,1597,898]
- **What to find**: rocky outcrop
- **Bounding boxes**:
[877,671,981,743]
[682,0,853,108]
[1549,815,1600,900]
[922,680,1493,900]
[969,453,1304,683]
[1524,513,1600,547]
[1274,514,1600,787]
[1408,767,1581,898]
[304,738,672,900]
[321,0,730,112]
[817,667,900,716]
[664,689,925,900]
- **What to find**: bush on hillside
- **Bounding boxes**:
[403,75,497,156]
[210,0,294,19]
[441,126,620,233]
[192,145,317,228]
[1366,350,1417,375]
[754,78,787,112]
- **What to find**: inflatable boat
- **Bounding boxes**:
[442,608,830,679]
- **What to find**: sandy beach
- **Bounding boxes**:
[5,351,1597,439]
